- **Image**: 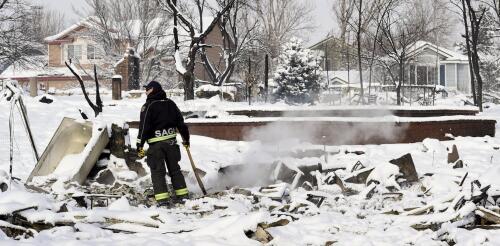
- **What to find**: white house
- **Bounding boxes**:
[310,39,472,94]
[405,41,471,93]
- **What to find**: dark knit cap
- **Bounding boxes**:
[143,81,162,91]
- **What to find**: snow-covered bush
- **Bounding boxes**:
[273,38,322,104]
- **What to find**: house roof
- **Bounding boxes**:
[407,41,468,63]
[0,56,86,79]
[324,70,361,84]
[308,36,352,51]
[45,16,101,42]
[45,16,221,56]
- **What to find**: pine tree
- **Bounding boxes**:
[273,38,322,104]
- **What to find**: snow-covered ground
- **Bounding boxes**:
[1,91,500,245]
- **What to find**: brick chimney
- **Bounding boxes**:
[114,48,140,90]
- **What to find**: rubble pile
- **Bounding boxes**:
[1,138,500,244]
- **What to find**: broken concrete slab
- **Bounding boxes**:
[360,183,377,199]
[448,145,460,164]
[389,153,418,183]
[95,169,116,185]
[476,206,500,224]
[273,162,298,184]
[246,225,273,244]
[0,220,33,238]
[351,161,365,172]
[324,172,349,193]
[306,194,326,207]
[453,160,464,169]
[258,183,288,200]
[27,117,109,185]
[345,167,374,184]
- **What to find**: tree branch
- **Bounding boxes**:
[94,65,103,112]
[65,61,100,117]
[0,0,7,10]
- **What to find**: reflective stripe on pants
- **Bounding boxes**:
[147,134,176,144]
[155,192,170,201]
[175,188,189,196]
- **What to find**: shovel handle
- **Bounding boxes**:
[184,146,207,195]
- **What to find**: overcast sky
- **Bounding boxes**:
[34,0,335,45]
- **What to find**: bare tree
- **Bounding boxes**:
[375,1,442,105]
[366,0,398,96]
[463,0,487,111]
[333,0,355,42]
[254,0,315,59]
[157,0,236,100]
[482,0,500,25]
[450,0,478,105]
[66,61,103,117]
[349,0,381,104]
[0,0,7,10]
[80,0,173,85]
[0,0,45,67]
[198,0,259,86]
[31,6,66,43]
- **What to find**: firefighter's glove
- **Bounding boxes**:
[182,141,190,148]
[137,148,146,159]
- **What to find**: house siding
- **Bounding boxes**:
[457,64,470,93]
[48,44,63,67]
[445,64,456,88]
[194,25,227,83]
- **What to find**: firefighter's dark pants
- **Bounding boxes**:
[146,141,188,201]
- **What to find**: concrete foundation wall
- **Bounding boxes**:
[185,119,495,145]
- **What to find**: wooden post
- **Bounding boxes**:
[112,75,122,100]
[29,77,37,97]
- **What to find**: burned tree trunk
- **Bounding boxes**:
[110,124,126,159]
[109,124,146,177]
[65,61,102,117]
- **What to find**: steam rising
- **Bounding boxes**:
[212,108,408,190]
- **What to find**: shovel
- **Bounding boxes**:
[184,146,207,195]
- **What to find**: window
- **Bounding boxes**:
[416,66,427,85]
[67,44,82,60]
[409,65,416,84]
[427,66,437,85]
[440,65,445,86]
[87,44,101,60]
[413,65,438,85]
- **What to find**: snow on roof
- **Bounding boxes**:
[44,16,101,42]
[322,70,371,85]
[45,15,218,57]
[407,41,468,62]
[46,15,215,43]
[0,56,85,79]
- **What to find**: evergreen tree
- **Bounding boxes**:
[273,38,322,104]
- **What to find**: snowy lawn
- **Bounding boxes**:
[1,92,500,245]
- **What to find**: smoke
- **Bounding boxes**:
[243,117,408,146]
[209,107,409,190]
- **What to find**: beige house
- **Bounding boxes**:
[310,38,472,94]
[0,18,109,91]
[0,16,229,92]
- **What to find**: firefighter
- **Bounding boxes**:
[136,81,190,207]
